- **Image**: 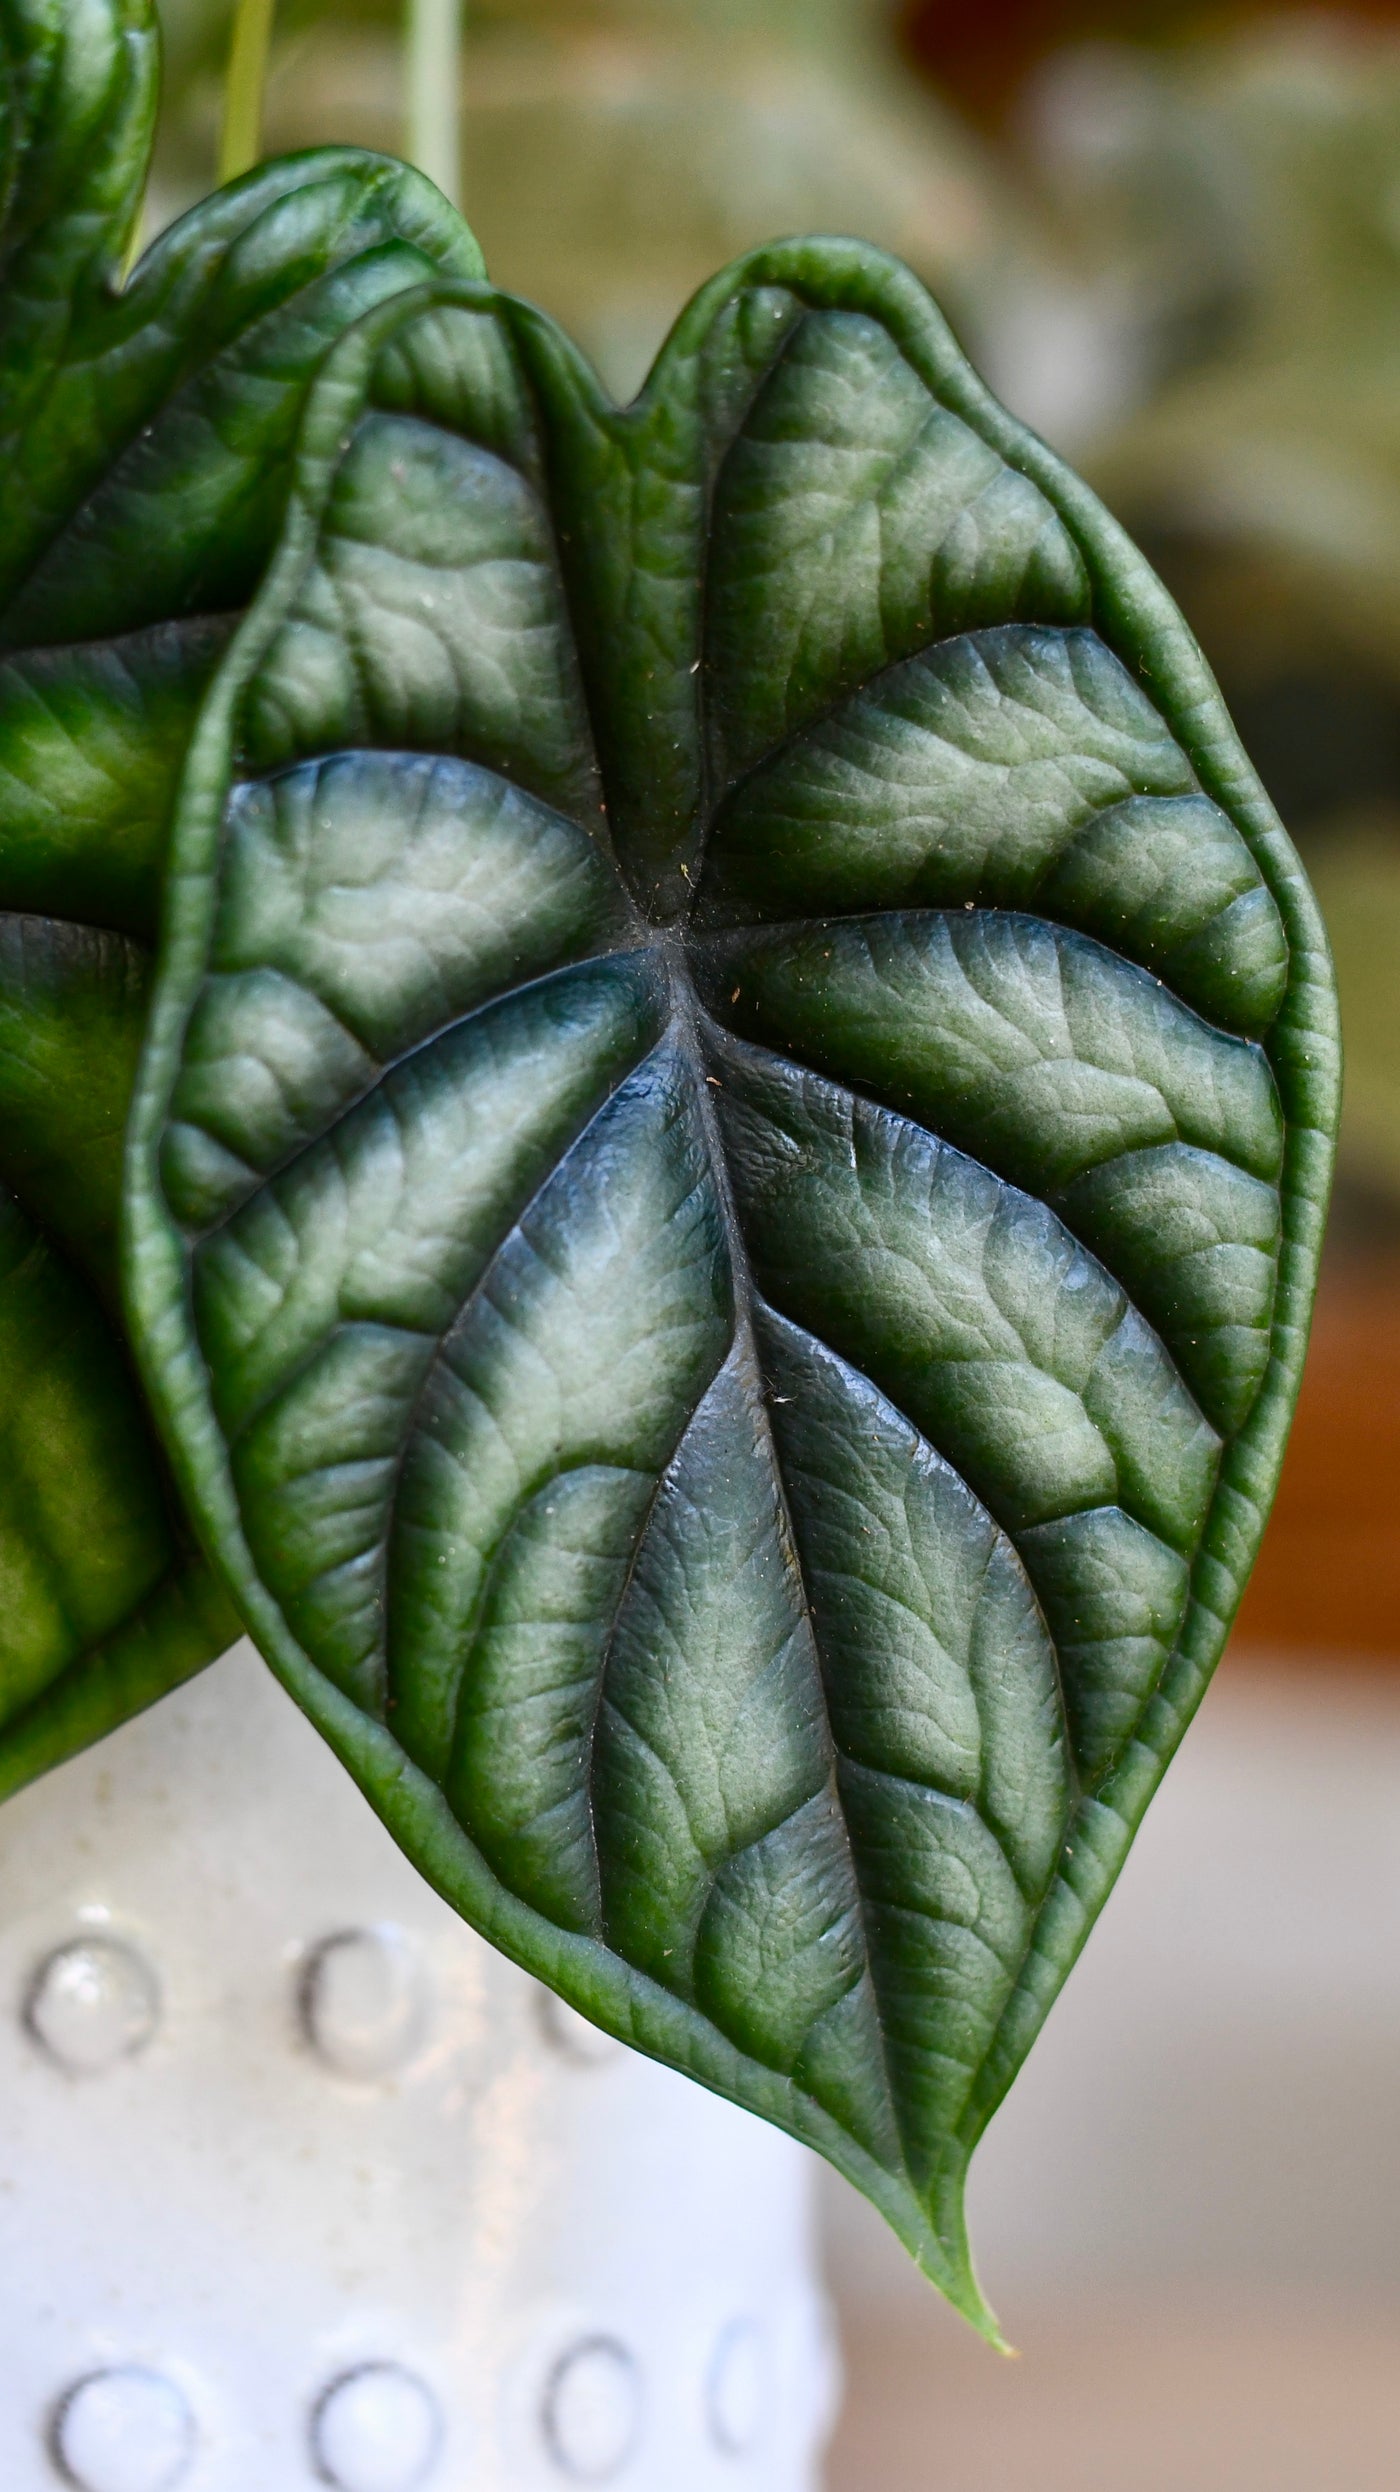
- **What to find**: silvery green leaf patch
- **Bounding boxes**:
[126,245,1338,2324]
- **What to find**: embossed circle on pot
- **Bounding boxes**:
[706,2319,768,2457]
[51,2366,196,2492]
[543,2338,640,2481]
[311,2363,443,2491]
[299,1927,428,2080]
[536,1988,623,2068]
[26,1938,159,2076]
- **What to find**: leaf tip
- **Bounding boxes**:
[904,2160,1009,2349]
[936,2253,1010,2354]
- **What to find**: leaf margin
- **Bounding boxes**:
[124,244,1341,2335]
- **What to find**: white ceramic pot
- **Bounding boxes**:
[0,1642,839,2491]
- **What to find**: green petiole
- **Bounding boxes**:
[406,0,464,208]
[219,0,464,205]
[219,0,278,185]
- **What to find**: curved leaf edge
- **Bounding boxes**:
[119,142,485,311]
[124,243,1341,2337]
[0,145,485,639]
[0,1548,239,1808]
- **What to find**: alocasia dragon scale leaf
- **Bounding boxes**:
[127,248,1339,2326]
[0,0,481,1798]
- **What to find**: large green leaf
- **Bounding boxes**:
[128,245,1338,2325]
[0,0,482,1797]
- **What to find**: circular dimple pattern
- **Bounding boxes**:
[536,1988,623,2068]
[300,1928,428,2081]
[706,2319,767,2457]
[27,1939,159,2075]
[311,2364,443,2491]
[52,2368,195,2492]
[543,2338,640,2481]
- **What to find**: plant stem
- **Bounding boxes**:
[406,0,463,208]
[220,0,278,185]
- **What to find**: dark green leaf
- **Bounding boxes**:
[0,0,482,1796]
[127,246,1339,2325]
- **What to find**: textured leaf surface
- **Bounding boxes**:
[129,246,1339,2321]
[0,0,481,1795]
